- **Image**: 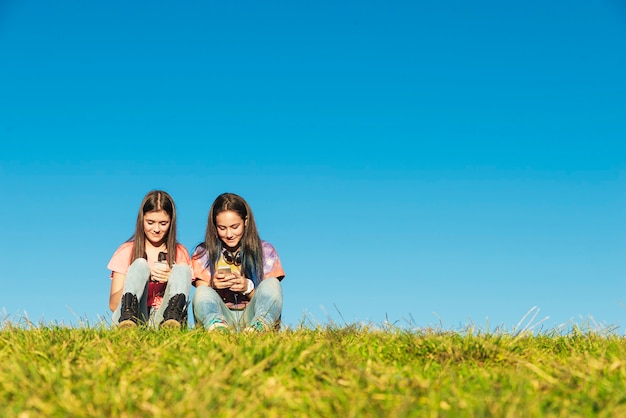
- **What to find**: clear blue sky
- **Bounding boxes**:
[1,0,625,333]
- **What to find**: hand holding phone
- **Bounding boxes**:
[152,252,169,282]
[154,261,168,270]
[213,266,234,289]
[151,264,169,282]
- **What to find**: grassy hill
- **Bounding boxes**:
[1,322,625,417]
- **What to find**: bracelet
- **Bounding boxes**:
[242,279,255,296]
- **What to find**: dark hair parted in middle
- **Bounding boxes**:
[129,189,178,267]
[202,192,264,285]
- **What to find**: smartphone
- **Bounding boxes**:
[152,252,168,284]
[154,251,168,270]
[154,261,168,270]
[217,266,232,275]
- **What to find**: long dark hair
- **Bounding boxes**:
[128,190,178,267]
[200,192,264,285]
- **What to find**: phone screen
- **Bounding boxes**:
[218,266,231,274]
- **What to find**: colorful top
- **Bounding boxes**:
[191,240,285,310]
[107,241,191,308]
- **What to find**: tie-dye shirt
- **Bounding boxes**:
[191,240,285,310]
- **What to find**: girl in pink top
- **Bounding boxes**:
[107,190,192,329]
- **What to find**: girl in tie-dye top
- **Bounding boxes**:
[191,192,285,332]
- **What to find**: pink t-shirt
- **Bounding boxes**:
[108,241,191,308]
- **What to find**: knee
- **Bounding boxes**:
[260,277,280,290]
[192,285,218,304]
[131,258,148,267]
[170,265,192,282]
[128,258,150,276]
[257,277,282,296]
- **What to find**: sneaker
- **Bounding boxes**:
[160,294,188,329]
[118,293,139,328]
[207,318,229,332]
[244,320,268,333]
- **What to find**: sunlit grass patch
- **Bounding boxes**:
[1,315,625,417]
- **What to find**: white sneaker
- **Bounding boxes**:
[244,320,268,333]
[207,319,229,332]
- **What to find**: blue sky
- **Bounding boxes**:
[1,0,625,332]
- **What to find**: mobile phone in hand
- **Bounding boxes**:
[154,251,168,269]
[217,266,232,275]
[154,261,168,270]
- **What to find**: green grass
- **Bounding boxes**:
[1,321,626,417]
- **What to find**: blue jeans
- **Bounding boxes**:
[112,258,191,328]
[192,277,283,331]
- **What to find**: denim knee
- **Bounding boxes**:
[168,265,192,295]
[127,258,150,279]
[193,285,221,307]
[256,277,282,298]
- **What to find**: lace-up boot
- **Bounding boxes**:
[161,294,188,329]
[118,293,139,328]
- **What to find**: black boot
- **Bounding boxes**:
[118,293,139,328]
[161,294,188,329]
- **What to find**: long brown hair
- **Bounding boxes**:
[200,192,264,284]
[128,190,178,267]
